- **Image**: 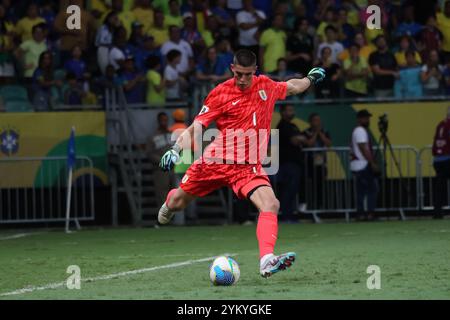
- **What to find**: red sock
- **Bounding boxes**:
[165,188,177,209]
[256,212,278,259]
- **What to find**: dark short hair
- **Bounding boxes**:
[113,26,127,40]
[349,42,361,50]
[104,11,118,26]
[146,55,161,69]
[272,13,283,22]
[66,72,77,80]
[325,25,337,34]
[32,24,44,34]
[233,49,256,67]
[36,22,48,31]
[166,49,181,62]
[373,34,386,44]
[294,17,308,30]
[279,104,294,113]
[308,112,320,122]
[321,46,332,55]
[214,36,228,47]
[168,25,180,33]
[157,112,168,121]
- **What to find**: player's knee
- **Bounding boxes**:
[262,198,280,213]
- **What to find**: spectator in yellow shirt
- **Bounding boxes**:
[101,0,136,39]
[259,14,287,73]
[15,3,45,42]
[147,10,168,48]
[123,0,134,12]
[145,55,165,105]
[339,32,375,62]
[200,15,219,48]
[153,0,181,15]
[395,35,422,68]
[343,43,370,98]
[132,0,154,34]
[90,0,110,20]
[164,0,183,28]
[0,4,15,77]
[15,24,48,78]
[437,0,450,59]
[0,4,14,51]
[315,7,335,43]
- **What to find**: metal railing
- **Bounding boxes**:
[0,156,95,224]
[297,147,354,222]
[295,146,420,222]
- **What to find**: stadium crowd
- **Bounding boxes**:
[1,0,450,111]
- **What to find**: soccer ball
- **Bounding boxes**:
[209,256,240,286]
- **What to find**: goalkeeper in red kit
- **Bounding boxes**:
[158,50,325,278]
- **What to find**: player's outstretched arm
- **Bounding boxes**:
[286,67,326,96]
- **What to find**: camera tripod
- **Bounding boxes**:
[374,129,410,220]
[375,130,403,178]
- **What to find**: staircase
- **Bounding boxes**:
[105,87,232,226]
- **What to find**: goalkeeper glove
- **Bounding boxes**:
[307,67,326,85]
[159,144,181,172]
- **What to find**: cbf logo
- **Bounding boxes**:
[0,128,19,156]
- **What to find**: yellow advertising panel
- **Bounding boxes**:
[0,112,107,188]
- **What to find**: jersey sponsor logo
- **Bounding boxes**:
[258,90,267,101]
[199,105,209,115]
[181,174,189,184]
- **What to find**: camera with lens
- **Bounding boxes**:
[378,113,388,134]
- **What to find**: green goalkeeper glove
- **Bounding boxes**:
[307,67,326,85]
[159,145,181,172]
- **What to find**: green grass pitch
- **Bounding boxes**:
[1,220,450,299]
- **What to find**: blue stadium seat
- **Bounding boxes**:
[0,85,29,103]
[5,100,33,112]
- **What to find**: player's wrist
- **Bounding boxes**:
[172,144,182,154]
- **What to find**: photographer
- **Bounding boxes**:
[350,110,379,221]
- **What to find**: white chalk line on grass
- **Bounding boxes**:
[0,253,236,297]
[0,232,45,241]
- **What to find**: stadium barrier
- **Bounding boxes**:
[297,147,355,222]
[0,156,95,224]
[294,146,420,222]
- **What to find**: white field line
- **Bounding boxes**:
[0,232,45,241]
[0,253,236,297]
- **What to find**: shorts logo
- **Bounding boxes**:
[181,174,189,184]
[259,90,267,101]
[199,105,209,115]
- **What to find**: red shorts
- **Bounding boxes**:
[179,159,271,199]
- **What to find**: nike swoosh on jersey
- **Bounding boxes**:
[232,100,240,106]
